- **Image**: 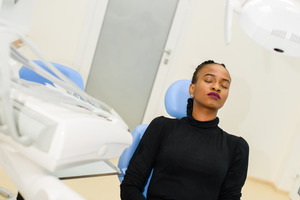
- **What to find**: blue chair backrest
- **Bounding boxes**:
[164,79,191,119]
[118,124,150,197]
[118,79,191,198]
[18,60,84,90]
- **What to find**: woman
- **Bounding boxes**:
[120,60,249,200]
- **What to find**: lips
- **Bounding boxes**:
[208,92,220,100]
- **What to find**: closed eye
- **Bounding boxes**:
[204,80,213,83]
[221,84,229,89]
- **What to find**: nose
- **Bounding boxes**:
[211,82,221,92]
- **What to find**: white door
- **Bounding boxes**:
[75,0,196,130]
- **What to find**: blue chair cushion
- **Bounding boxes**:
[19,60,84,90]
[118,124,151,198]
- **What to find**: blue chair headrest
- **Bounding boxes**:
[164,79,191,119]
[19,60,84,90]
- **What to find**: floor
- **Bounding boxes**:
[242,177,290,200]
[0,159,293,200]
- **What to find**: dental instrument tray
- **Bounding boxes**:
[3,81,132,172]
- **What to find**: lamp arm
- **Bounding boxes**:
[224,0,244,44]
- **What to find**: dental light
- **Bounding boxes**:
[225,0,300,57]
[0,18,132,200]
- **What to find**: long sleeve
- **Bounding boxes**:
[120,117,165,200]
[219,137,249,200]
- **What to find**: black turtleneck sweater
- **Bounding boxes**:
[120,101,249,200]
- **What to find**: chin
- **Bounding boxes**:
[209,104,224,111]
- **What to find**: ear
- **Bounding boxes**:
[189,83,195,98]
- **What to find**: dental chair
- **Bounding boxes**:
[118,79,191,198]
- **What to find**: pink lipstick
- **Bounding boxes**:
[208,92,220,99]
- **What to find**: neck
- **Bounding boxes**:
[192,104,218,121]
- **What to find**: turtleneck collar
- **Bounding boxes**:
[185,98,219,129]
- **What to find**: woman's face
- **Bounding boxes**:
[189,64,231,111]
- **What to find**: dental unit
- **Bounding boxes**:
[0,19,132,200]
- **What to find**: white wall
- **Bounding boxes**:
[26,0,300,192]
[24,0,89,71]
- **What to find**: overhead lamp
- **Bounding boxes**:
[225,0,300,57]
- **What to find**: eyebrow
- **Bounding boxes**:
[203,73,231,83]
